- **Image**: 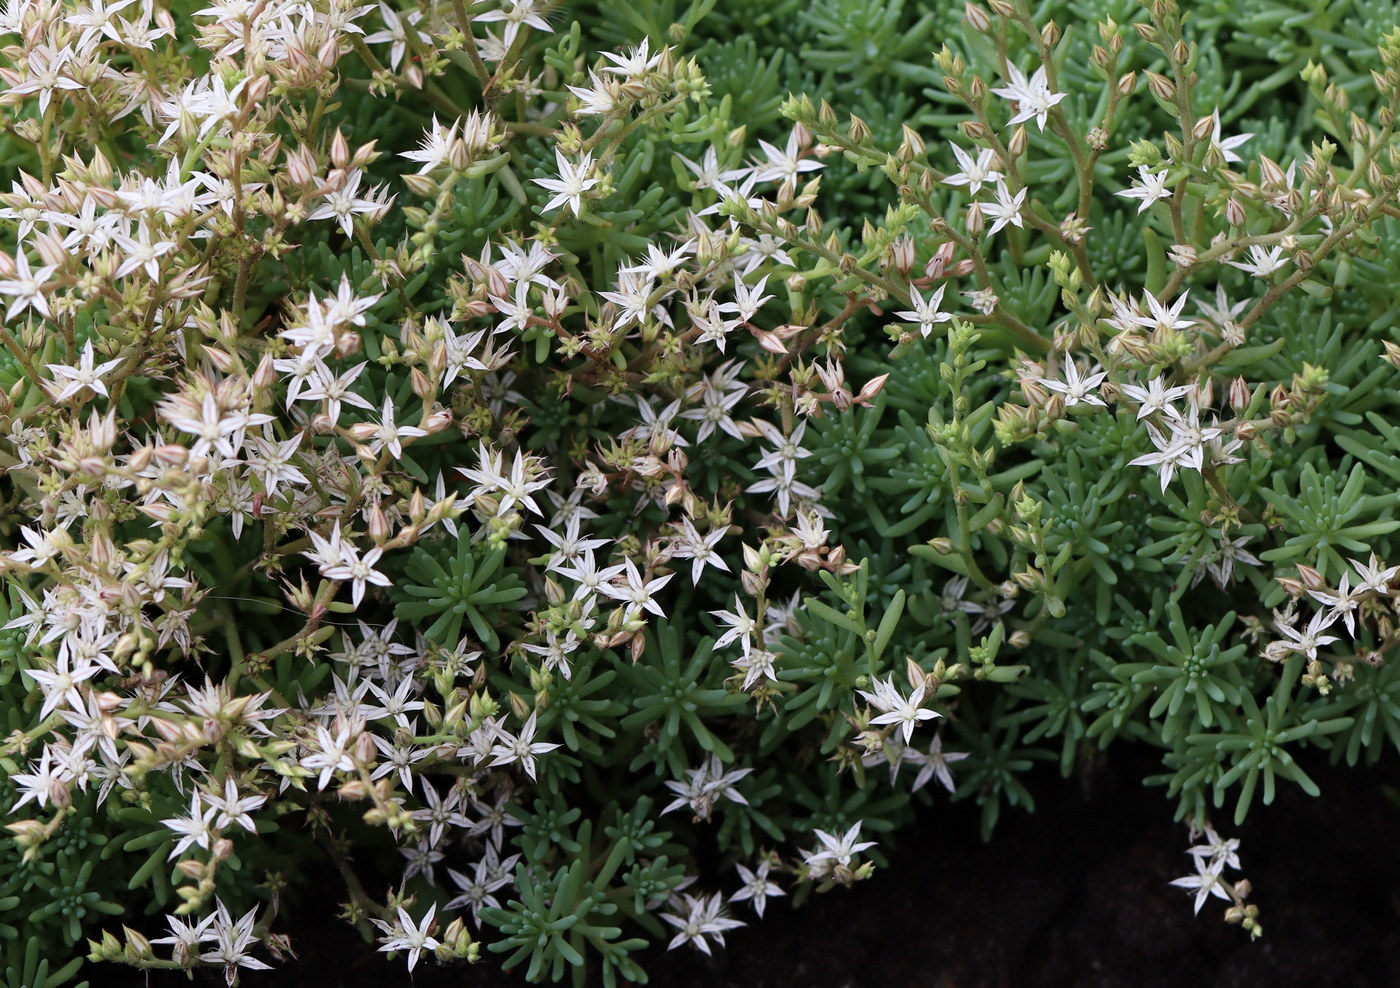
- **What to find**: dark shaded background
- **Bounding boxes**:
[115,746,1400,987]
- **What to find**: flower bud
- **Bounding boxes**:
[1006,125,1028,157]
[1145,70,1176,104]
[965,201,985,236]
[330,129,350,169]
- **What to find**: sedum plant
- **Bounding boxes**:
[3,0,1400,981]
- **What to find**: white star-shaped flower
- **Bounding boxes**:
[990,63,1067,132]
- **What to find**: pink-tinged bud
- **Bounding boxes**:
[33,230,66,268]
[890,234,915,276]
[286,146,316,188]
[752,328,789,354]
[368,504,389,542]
[246,73,270,105]
[1146,71,1176,104]
[1198,377,1214,409]
[89,409,116,451]
[1192,113,1216,142]
[176,859,204,880]
[410,367,432,398]
[312,413,335,434]
[1042,20,1060,48]
[898,123,925,161]
[966,201,985,236]
[959,118,990,143]
[925,239,956,278]
[448,137,473,172]
[1225,197,1246,228]
[1256,154,1283,189]
[1295,563,1325,590]
[423,409,453,432]
[1269,386,1292,427]
[406,64,425,89]
[856,373,889,404]
[348,422,378,442]
[200,345,235,372]
[1229,376,1250,410]
[252,352,277,390]
[485,266,509,300]
[964,3,991,32]
[7,819,45,845]
[1006,124,1028,157]
[402,172,437,197]
[330,130,350,169]
[355,730,377,763]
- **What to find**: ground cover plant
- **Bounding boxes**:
[3,0,1400,983]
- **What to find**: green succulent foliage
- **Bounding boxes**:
[614,621,748,776]
[1324,656,1400,766]
[1183,656,1354,825]
[0,795,126,988]
[391,541,529,650]
[483,814,681,988]
[1109,603,1252,743]
[1259,461,1400,581]
[0,939,86,988]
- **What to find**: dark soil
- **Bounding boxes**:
[115,746,1400,987]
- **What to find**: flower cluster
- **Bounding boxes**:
[7,0,1400,982]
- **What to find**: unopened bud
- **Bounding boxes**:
[1145,71,1176,104]
[965,201,985,236]
[890,235,915,276]
[330,129,350,169]
[1229,377,1250,410]
[1007,125,1028,157]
